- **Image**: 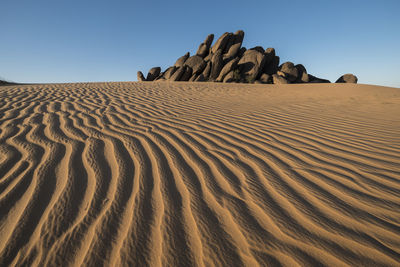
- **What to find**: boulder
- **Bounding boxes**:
[184,55,207,75]
[336,74,358,83]
[146,67,161,81]
[163,66,177,80]
[223,30,244,61]
[279,62,298,82]
[263,56,280,75]
[196,34,214,58]
[180,66,193,81]
[264,48,275,66]
[137,71,146,81]
[202,61,212,80]
[249,46,265,53]
[174,52,190,67]
[238,47,247,58]
[272,74,289,84]
[295,64,309,83]
[259,73,271,84]
[223,70,235,83]
[189,73,198,82]
[216,57,239,82]
[170,66,185,81]
[211,32,231,54]
[237,49,266,81]
[210,49,224,80]
[308,74,331,83]
[195,74,206,82]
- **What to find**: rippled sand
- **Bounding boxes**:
[0,82,399,266]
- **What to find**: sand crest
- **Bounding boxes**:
[0,82,399,266]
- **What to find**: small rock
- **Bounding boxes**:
[137,71,146,81]
[335,74,358,83]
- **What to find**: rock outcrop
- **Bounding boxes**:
[138,31,357,84]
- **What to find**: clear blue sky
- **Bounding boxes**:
[1,0,399,87]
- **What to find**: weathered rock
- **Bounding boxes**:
[210,49,224,80]
[279,62,298,82]
[137,71,146,81]
[238,47,246,58]
[259,73,271,83]
[249,46,265,53]
[211,32,231,54]
[204,53,212,62]
[170,66,185,81]
[223,30,244,61]
[216,57,239,82]
[264,48,275,66]
[295,64,309,83]
[184,55,206,75]
[272,74,289,84]
[263,56,280,75]
[223,71,235,83]
[202,61,212,80]
[237,49,266,81]
[163,66,177,80]
[174,52,190,67]
[189,73,198,82]
[196,34,214,58]
[146,67,161,81]
[308,74,331,83]
[335,74,358,83]
[195,74,206,82]
[180,66,193,81]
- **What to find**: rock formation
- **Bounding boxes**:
[139,31,357,84]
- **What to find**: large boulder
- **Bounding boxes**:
[272,74,289,84]
[184,55,207,75]
[196,34,214,58]
[137,71,146,81]
[223,70,236,83]
[180,66,193,81]
[237,49,266,81]
[223,30,244,61]
[264,48,275,66]
[263,56,280,75]
[174,52,190,67]
[211,32,231,54]
[146,67,161,81]
[209,49,224,80]
[295,64,309,83]
[163,66,177,80]
[279,62,298,82]
[170,66,185,81]
[336,74,358,83]
[195,74,206,82]
[216,57,239,82]
[202,61,212,80]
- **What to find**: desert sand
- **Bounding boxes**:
[0,82,399,266]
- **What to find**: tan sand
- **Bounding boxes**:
[0,82,399,266]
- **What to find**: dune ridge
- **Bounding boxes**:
[0,82,399,266]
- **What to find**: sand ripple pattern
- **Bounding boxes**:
[0,82,400,266]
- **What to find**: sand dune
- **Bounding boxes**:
[0,82,399,266]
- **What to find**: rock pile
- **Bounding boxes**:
[138,31,358,84]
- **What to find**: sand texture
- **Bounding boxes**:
[0,82,399,266]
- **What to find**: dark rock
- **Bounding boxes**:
[336,74,358,83]
[295,64,309,83]
[223,71,235,83]
[259,73,271,84]
[210,49,224,80]
[211,32,231,54]
[216,57,239,82]
[264,48,275,66]
[170,66,185,81]
[146,67,161,81]
[163,66,177,80]
[202,61,212,80]
[189,73,198,82]
[308,74,331,83]
[237,49,266,81]
[272,74,289,84]
[223,30,244,61]
[184,55,206,75]
[196,34,214,58]
[263,56,280,75]
[249,46,265,53]
[279,62,298,82]
[174,52,190,67]
[137,71,146,81]
[180,66,193,81]
[238,47,247,58]
[195,74,206,82]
